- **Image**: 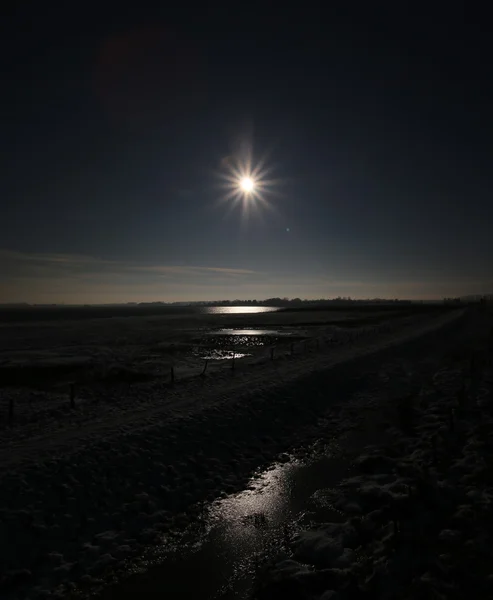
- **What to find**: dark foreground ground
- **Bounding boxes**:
[255,307,493,600]
[0,305,489,598]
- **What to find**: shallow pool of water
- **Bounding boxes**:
[98,445,349,600]
[192,349,252,361]
[190,328,308,361]
[201,307,282,315]
[214,329,293,337]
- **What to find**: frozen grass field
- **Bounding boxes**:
[0,304,438,390]
[0,303,485,599]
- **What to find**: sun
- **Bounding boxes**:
[240,177,255,193]
[217,150,279,220]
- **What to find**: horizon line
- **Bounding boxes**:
[1,295,489,308]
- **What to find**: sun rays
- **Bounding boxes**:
[216,150,279,221]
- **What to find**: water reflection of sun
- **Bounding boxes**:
[210,463,295,545]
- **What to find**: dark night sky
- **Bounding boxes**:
[1,2,492,303]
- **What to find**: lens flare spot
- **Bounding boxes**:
[240,177,254,193]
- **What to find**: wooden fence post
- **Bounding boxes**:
[201,360,208,377]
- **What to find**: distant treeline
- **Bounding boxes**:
[115,298,416,307]
[188,297,415,307]
[1,294,492,309]
[0,298,412,308]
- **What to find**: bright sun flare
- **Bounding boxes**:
[240,177,254,192]
[217,149,279,220]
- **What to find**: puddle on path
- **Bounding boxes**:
[98,446,350,600]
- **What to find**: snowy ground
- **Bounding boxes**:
[255,307,493,600]
[0,305,442,393]
[0,306,469,598]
